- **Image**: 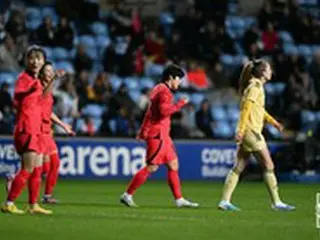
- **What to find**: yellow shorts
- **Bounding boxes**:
[240,130,267,152]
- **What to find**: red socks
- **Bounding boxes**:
[126,167,182,199]
[7,169,31,202]
[167,170,182,199]
[45,153,60,196]
[28,166,42,204]
[42,161,50,175]
[126,167,150,195]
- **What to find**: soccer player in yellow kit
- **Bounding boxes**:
[218,59,295,211]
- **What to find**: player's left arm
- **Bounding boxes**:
[158,92,186,118]
[51,112,76,136]
[264,111,284,132]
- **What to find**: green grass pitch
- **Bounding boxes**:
[0,180,319,240]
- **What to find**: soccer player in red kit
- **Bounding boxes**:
[120,65,199,208]
[1,46,53,215]
[38,61,75,204]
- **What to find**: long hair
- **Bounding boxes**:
[239,59,269,95]
[239,61,253,96]
[251,59,269,79]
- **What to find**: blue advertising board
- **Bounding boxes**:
[0,136,286,180]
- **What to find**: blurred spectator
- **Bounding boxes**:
[145,31,167,65]
[187,60,210,90]
[103,44,117,73]
[262,22,279,54]
[109,3,132,37]
[55,16,74,49]
[176,6,202,58]
[35,16,55,47]
[74,44,93,73]
[195,0,227,24]
[5,10,28,52]
[115,35,135,77]
[171,112,189,138]
[115,107,137,137]
[272,51,290,82]
[0,82,12,113]
[0,34,20,72]
[258,1,276,30]
[293,15,313,44]
[181,103,204,138]
[196,99,214,137]
[285,67,318,119]
[243,24,260,54]
[0,15,6,42]
[109,83,137,117]
[311,18,320,45]
[287,54,306,76]
[87,72,113,104]
[75,70,90,109]
[131,7,144,48]
[80,116,95,136]
[159,5,175,38]
[138,88,150,112]
[216,26,236,55]
[133,45,144,75]
[199,20,220,62]
[207,62,229,89]
[0,83,14,134]
[54,74,79,118]
[309,50,320,106]
[166,31,185,63]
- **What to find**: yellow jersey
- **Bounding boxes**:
[237,77,265,133]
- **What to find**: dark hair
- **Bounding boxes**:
[25,45,47,61]
[39,61,53,76]
[239,59,269,95]
[161,64,185,83]
[39,61,53,79]
[251,59,269,78]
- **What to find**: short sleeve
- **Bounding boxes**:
[14,75,37,95]
[244,85,260,103]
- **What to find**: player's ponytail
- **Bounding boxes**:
[251,59,269,79]
[239,61,253,96]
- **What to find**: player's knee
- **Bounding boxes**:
[261,159,274,170]
[166,160,179,171]
[43,154,50,163]
[146,164,159,173]
[233,160,246,174]
[34,154,44,167]
[232,165,244,174]
[264,162,274,171]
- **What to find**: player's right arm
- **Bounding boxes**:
[14,76,38,97]
[158,92,187,118]
[264,111,284,132]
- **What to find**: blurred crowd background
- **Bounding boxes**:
[0,0,320,144]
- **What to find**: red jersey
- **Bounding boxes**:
[13,71,43,134]
[41,93,54,134]
[138,83,185,140]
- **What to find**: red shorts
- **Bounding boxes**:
[14,132,43,155]
[146,137,178,165]
[41,133,58,155]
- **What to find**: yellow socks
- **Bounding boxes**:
[263,170,282,205]
[221,170,240,202]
